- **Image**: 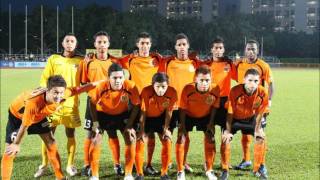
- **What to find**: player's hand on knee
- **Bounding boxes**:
[136,130,146,142]
[125,128,136,143]
[5,144,20,155]
[91,121,100,134]
[222,130,233,144]
[255,129,265,142]
[162,128,172,140]
[93,132,102,145]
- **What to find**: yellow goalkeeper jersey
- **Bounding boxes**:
[40,54,83,109]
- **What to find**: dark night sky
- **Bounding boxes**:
[1,0,122,12]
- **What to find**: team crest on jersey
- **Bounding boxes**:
[121,95,129,102]
[237,96,245,104]
[162,100,170,108]
[205,95,215,105]
[224,64,231,72]
[253,99,262,108]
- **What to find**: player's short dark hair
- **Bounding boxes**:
[63,32,76,38]
[212,36,224,44]
[47,75,67,90]
[195,65,211,75]
[246,39,259,48]
[93,31,110,42]
[136,32,152,43]
[152,72,169,84]
[108,63,124,77]
[245,68,260,77]
[61,33,77,44]
[175,33,189,44]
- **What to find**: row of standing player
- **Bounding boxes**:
[1,31,274,180]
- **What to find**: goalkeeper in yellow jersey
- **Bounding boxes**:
[34,33,83,177]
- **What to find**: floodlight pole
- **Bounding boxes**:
[25,5,28,56]
[57,6,59,53]
[261,36,264,58]
[41,5,43,58]
[71,6,74,33]
[9,4,11,55]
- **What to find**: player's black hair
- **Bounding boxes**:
[245,68,260,77]
[108,63,124,77]
[93,31,110,42]
[175,33,189,44]
[63,32,76,38]
[61,32,78,46]
[136,32,152,43]
[195,65,211,75]
[212,36,224,44]
[246,39,260,49]
[152,72,169,85]
[47,75,67,90]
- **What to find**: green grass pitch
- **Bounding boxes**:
[0,68,319,179]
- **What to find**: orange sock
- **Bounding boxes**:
[108,137,120,165]
[46,143,64,179]
[220,143,231,171]
[147,137,155,166]
[168,141,173,165]
[1,153,15,180]
[83,138,91,166]
[175,142,185,172]
[262,138,267,164]
[124,144,135,175]
[241,134,252,161]
[135,140,145,175]
[89,144,101,177]
[183,133,190,165]
[253,142,265,172]
[161,139,172,175]
[204,136,216,171]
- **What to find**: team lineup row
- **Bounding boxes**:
[1,31,274,180]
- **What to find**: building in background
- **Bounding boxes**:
[218,0,241,16]
[122,0,319,34]
[122,0,219,23]
[240,0,319,34]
